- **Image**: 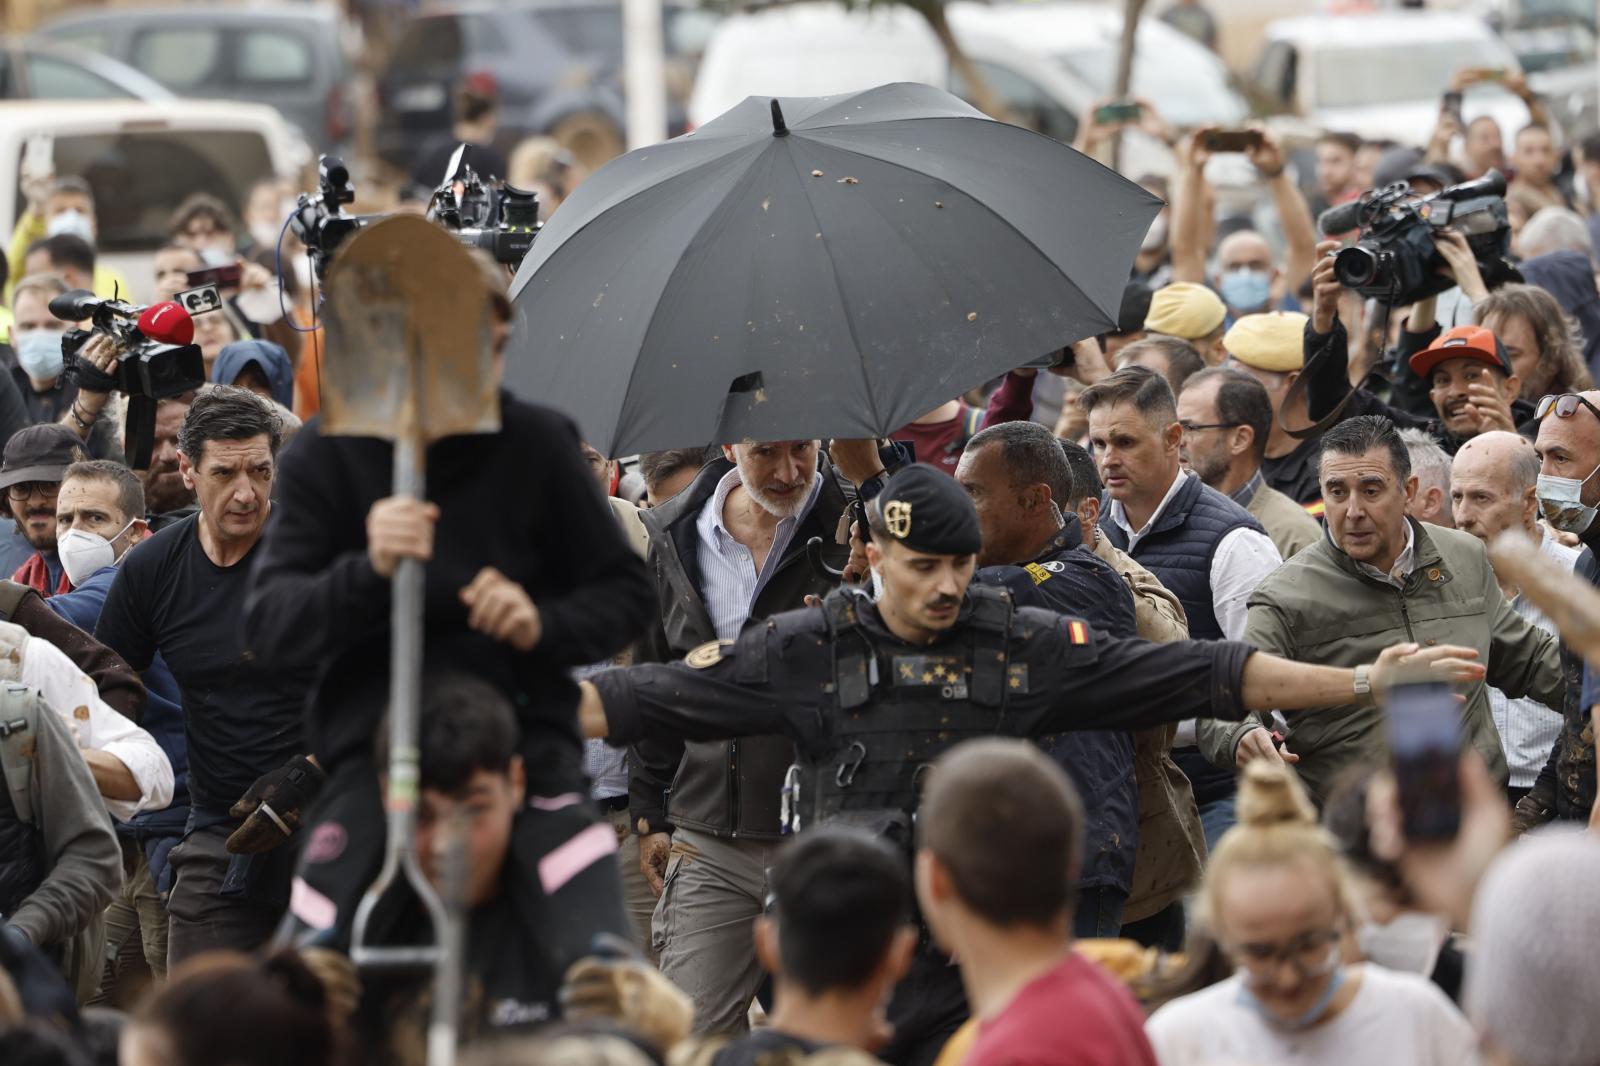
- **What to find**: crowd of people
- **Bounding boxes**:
[2,55,1600,1066]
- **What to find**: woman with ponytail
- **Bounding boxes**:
[1145,762,1477,1065]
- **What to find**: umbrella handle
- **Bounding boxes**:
[806,536,844,581]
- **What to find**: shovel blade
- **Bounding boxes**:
[321,215,501,444]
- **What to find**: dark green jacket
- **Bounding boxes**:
[1207,519,1563,805]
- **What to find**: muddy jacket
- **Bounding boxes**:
[1217,520,1563,805]
[629,457,851,839]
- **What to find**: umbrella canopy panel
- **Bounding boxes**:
[509,82,1161,456]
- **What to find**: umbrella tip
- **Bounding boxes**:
[770,99,789,137]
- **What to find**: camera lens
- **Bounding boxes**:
[1334,245,1380,288]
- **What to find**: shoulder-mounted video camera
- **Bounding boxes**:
[50,289,206,470]
[1318,170,1513,306]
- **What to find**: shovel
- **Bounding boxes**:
[319,216,501,1066]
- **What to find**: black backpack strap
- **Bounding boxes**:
[965,585,1013,708]
[823,590,874,710]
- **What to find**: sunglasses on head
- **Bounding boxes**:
[1536,394,1600,424]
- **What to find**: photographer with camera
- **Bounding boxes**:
[1304,235,1532,455]
[10,274,121,461]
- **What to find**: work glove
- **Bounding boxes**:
[561,937,692,1053]
[226,754,326,854]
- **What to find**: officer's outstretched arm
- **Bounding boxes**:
[1242,642,1485,712]
[578,649,807,747]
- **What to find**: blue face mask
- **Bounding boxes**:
[13,329,64,381]
[1236,966,1346,1031]
[1219,268,1272,312]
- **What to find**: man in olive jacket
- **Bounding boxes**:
[1202,416,1564,805]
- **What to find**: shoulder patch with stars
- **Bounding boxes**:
[685,640,732,669]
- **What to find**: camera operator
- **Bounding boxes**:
[1303,236,1534,455]
[12,274,120,460]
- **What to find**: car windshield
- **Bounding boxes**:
[1312,41,1509,108]
[1057,42,1247,126]
[37,129,274,250]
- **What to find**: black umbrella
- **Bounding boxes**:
[506,82,1160,456]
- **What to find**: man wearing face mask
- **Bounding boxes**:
[6,176,131,303]
[49,459,188,993]
[1170,127,1318,323]
[1516,391,1600,833]
[7,274,121,461]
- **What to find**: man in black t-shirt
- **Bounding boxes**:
[674,827,914,1066]
[94,387,309,965]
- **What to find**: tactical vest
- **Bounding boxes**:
[0,698,45,921]
[780,586,1021,849]
[1101,475,1265,640]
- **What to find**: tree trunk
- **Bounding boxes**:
[1110,0,1149,172]
[918,3,1015,126]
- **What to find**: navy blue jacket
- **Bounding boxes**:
[974,516,1139,894]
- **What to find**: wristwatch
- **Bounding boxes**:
[1352,663,1373,701]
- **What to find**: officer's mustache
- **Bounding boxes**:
[924,593,961,611]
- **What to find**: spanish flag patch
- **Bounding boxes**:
[1303,499,1326,518]
[1068,620,1089,645]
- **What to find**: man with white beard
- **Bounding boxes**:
[631,439,853,1035]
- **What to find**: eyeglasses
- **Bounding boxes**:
[1228,927,1342,984]
[1180,421,1242,434]
[1536,393,1600,424]
[5,481,59,503]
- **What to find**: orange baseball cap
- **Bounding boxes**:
[1408,324,1512,379]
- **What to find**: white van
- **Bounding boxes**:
[0,100,307,299]
[690,1,1253,183]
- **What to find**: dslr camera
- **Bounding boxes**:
[1319,170,1512,305]
[50,289,206,469]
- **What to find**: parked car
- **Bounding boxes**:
[690,2,1256,198]
[1250,12,1538,145]
[0,100,306,298]
[377,0,719,173]
[0,37,173,102]
[33,3,356,152]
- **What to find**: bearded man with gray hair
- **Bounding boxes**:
[630,439,854,1034]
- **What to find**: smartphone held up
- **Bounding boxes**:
[1385,681,1463,842]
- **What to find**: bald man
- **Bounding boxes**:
[1519,395,1600,830]
[1456,431,1580,804]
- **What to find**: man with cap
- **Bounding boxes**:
[576,463,1481,1066]
[1305,241,1534,456]
[1144,282,1228,366]
[211,339,294,410]
[1222,311,1327,511]
[1178,366,1322,560]
[0,423,87,597]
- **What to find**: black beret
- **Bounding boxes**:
[868,463,982,556]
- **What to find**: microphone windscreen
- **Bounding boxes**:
[136,301,195,346]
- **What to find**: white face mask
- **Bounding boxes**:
[198,245,233,268]
[249,222,281,252]
[1357,913,1447,976]
[58,520,134,588]
[13,328,65,381]
[46,208,94,243]
[235,283,283,325]
[1536,462,1600,533]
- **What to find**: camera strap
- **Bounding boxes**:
[1279,319,1386,441]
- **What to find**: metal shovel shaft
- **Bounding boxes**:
[347,437,462,1066]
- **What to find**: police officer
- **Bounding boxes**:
[576,463,1481,1066]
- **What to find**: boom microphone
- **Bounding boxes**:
[1318,199,1366,237]
[47,288,101,323]
[136,301,195,346]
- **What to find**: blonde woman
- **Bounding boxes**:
[1145,762,1478,1065]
